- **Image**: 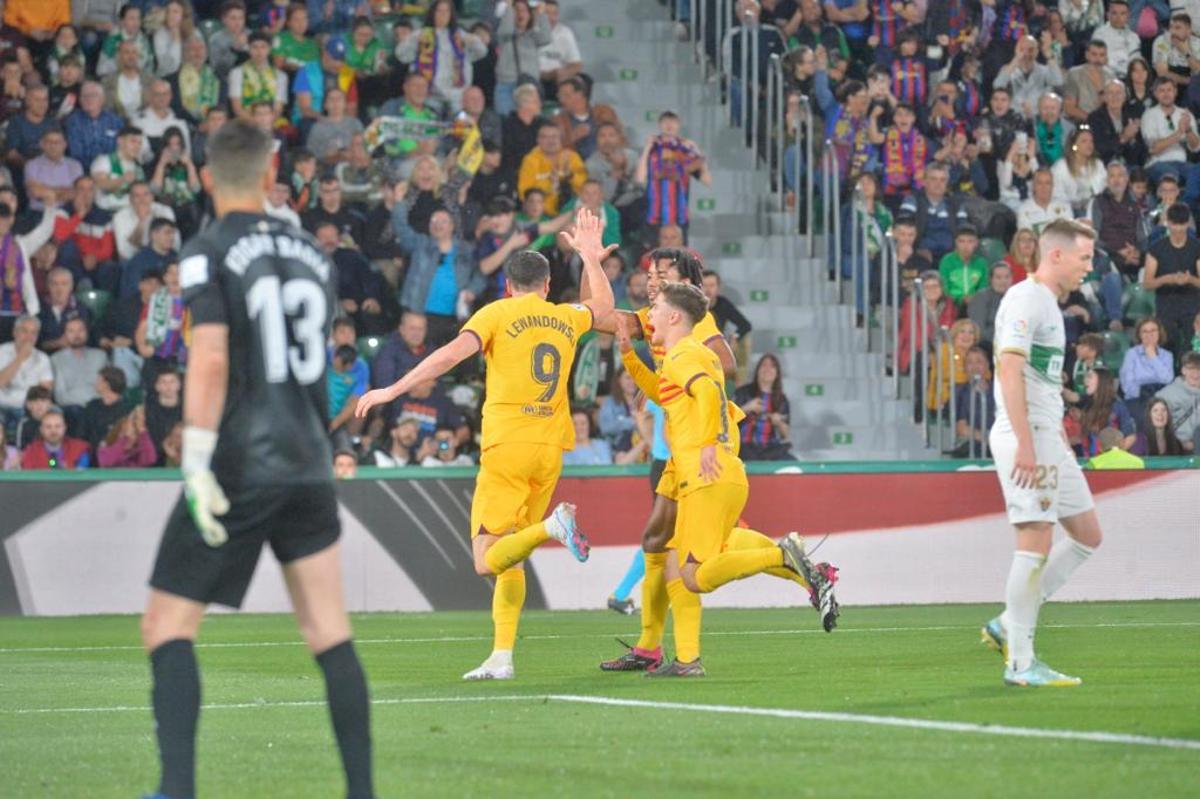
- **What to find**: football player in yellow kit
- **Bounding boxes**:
[355,208,615,680]
[614,283,839,676]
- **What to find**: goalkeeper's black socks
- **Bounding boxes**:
[150,638,200,799]
[316,639,374,799]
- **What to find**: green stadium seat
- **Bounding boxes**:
[374,17,397,48]
[1100,330,1130,370]
[357,335,384,364]
[1123,283,1156,321]
[75,288,112,321]
[979,237,1007,265]
[198,18,222,43]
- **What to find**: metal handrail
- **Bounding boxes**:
[916,280,930,447]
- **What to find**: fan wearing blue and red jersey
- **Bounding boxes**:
[636,111,712,237]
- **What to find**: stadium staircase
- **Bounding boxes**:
[565,0,938,459]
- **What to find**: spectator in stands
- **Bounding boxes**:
[997,131,1040,213]
[208,0,250,80]
[967,262,1013,347]
[315,222,389,336]
[49,316,103,422]
[537,0,583,97]
[169,34,221,127]
[1120,316,1175,407]
[83,360,131,451]
[891,215,930,294]
[588,121,644,230]
[1017,168,1073,234]
[307,89,362,167]
[65,81,122,168]
[24,128,82,213]
[1091,161,1146,285]
[879,103,926,205]
[954,345,994,455]
[394,378,466,443]
[14,385,52,449]
[1063,40,1115,124]
[134,259,186,391]
[938,224,989,307]
[333,445,359,478]
[1155,351,1200,451]
[91,126,144,212]
[394,1,487,112]
[135,81,188,156]
[0,315,52,429]
[841,171,891,319]
[120,217,177,300]
[1051,127,1107,215]
[493,0,552,117]
[501,83,545,181]
[1131,397,1187,456]
[113,183,177,263]
[264,178,301,227]
[735,354,793,460]
[101,39,153,119]
[561,408,615,466]
[20,406,89,469]
[553,76,618,162]
[229,31,288,122]
[0,421,17,469]
[144,368,181,460]
[813,53,871,186]
[1142,77,1200,206]
[897,269,957,379]
[420,425,474,467]
[152,0,190,78]
[303,174,366,247]
[1143,203,1200,362]
[6,84,53,174]
[1152,12,1200,90]
[598,367,639,454]
[98,267,158,388]
[702,270,752,348]
[373,311,429,393]
[994,35,1065,120]
[97,403,156,467]
[1088,79,1145,166]
[97,4,150,78]
[722,0,787,126]
[327,343,366,436]
[624,269,649,311]
[636,111,711,242]
[1092,1,1140,76]
[1076,366,1137,456]
[1032,92,1074,168]
[0,202,56,338]
[518,122,587,217]
[928,318,980,415]
[372,415,423,467]
[50,56,84,119]
[475,196,571,303]
[1003,228,1037,284]
[566,180,621,248]
[392,181,482,347]
[36,268,87,353]
[900,162,967,265]
[272,4,318,74]
[148,128,201,239]
[461,86,502,151]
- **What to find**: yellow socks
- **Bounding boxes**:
[483,522,550,575]
[635,552,669,652]
[726,527,811,591]
[666,577,702,663]
[694,547,784,593]
[491,569,526,651]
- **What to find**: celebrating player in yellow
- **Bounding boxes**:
[616,283,837,677]
[355,207,615,681]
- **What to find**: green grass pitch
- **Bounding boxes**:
[2,601,1197,798]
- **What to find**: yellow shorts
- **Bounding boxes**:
[654,458,678,501]
[668,482,748,565]
[470,442,563,538]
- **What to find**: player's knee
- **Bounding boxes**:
[642,527,668,552]
[681,573,703,593]
[473,554,495,577]
[140,610,185,651]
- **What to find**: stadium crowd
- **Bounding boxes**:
[2,0,1199,473]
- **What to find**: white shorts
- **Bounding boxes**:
[989,425,1095,525]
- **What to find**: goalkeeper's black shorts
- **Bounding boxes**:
[149,482,341,609]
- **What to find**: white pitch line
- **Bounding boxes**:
[4,693,1199,753]
[0,620,1196,654]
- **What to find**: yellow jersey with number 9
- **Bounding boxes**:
[463,292,594,451]
[656,337,747,497]
[636,305,724,368]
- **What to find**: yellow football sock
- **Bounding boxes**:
[726,527,811,592]
[666,577,702,663]
[491,569,525,651]
[635,552,669,651]
[483,522,550,574]
[694,548,784,592]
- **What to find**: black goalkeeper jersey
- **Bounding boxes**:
[180,211,337,489]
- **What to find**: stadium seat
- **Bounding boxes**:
[198,18,222,42]
[1100,329,1130,369]
[979,237,1007,265]
[1123,283,1156,320]
[357,335,384,364]
[75,288,112,321]
[374,16,397,48]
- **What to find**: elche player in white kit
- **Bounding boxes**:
[983,218,1105,688]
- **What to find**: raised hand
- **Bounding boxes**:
[559,206,617,264]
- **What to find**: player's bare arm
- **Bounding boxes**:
[996,350,1037,489]
[355,332,481,418]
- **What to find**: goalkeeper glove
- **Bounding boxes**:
[182,427,230,547]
